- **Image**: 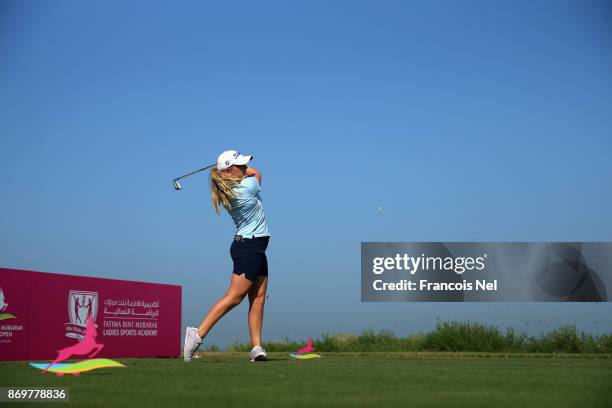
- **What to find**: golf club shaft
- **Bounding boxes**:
[173,163,216,182]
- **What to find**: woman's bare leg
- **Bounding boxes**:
[197,273,253,339]
[247,276,268,347]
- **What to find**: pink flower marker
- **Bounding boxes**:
[43,315,104,373]
[296,337,315,355]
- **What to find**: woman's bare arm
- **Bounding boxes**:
[246,166,262,185]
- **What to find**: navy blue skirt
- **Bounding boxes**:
[230,236,270,282]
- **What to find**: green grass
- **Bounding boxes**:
[227,323,612,353]
[2,353,611,407]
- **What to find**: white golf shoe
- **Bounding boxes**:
[183,326,202,363]
[249,346,268,362]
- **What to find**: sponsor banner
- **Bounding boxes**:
[0,269,32,360]
[0,268,181,361]
[361,243,612,302]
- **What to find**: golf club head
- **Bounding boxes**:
[173,180,182,190]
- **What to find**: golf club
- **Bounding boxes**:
[172,163,216,190]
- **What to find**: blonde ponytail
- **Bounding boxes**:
[210,169,241,214]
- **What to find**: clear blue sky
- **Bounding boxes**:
[1,1,611,346]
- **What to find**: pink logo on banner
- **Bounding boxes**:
[66,290,99,339]
[0,287,16,321]
[0,287,8,311]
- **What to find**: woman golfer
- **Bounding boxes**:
[183,150,271,362]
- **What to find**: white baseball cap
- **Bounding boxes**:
[216,150,253,171]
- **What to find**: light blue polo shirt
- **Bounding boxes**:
[228,176,270,238]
